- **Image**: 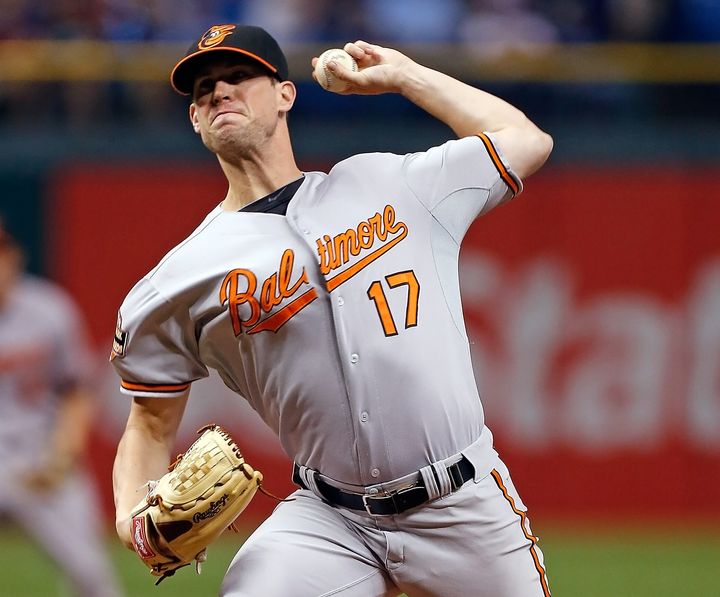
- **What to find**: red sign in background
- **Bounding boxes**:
[50,163,720,524]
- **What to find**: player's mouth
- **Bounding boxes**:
[212,110,245,125]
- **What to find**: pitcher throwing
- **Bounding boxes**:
[111,23,553,596]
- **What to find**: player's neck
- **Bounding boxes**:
[219,161,303,212]
[216,127,302,211]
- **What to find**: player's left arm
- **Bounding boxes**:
[320,41,553,180]
[113,392,189,549]
[24,285,98,492]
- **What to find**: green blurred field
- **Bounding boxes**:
[1,522,717,596]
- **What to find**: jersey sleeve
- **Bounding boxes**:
[110,278,208,398]
[402,133,523,242]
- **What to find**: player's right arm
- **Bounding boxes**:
[113,391,189,548]
[324,41,552,180]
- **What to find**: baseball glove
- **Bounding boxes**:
[129,424,263,583]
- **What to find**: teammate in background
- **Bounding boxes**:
[0,220,123,597]
[112,24,553,596]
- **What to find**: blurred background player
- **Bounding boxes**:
[0,217,123,597]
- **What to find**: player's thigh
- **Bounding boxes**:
[10,472,102,552]
[393,460,551,597]
[221,489,398,597]
[9,473,121,596]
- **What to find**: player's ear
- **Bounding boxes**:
[189,103,200,134]
[277,80,296,115]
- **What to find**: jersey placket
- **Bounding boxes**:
[288,211,386,486]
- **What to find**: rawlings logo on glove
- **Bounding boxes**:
[129,424,264,583]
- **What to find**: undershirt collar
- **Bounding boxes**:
[239,175,305,215]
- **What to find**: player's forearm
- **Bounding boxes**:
[50,386,93,470]
[113,394,188,547]
[398,62,537,139]
[113,427,173,519]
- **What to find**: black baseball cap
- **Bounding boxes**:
[170,24,289,96]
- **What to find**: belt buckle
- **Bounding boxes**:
[361,487,394,515]
[361,493,378,515]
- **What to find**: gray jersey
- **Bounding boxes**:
[112,133,521,486]
[0,276,93,472]
[0,277,122,597]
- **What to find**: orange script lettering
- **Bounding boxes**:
[220,249,310,335]
[316,205,407,276]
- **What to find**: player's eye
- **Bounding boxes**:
[226,70,253,85]
[194,79,215,98]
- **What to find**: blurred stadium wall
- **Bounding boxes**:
[1,37,719,525]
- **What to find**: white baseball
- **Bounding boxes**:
[314,48,358,93]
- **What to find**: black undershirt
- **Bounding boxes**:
[239,176,305,215]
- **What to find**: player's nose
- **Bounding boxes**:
[211,79,234,103]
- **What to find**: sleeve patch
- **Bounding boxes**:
[110,312,127,361]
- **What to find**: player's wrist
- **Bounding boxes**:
[115,515,134,549]
[395,61,434,100]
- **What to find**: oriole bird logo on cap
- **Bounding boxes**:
[198,24,236,49]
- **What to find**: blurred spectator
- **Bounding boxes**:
[0,217,123,597]
[242,0,332,42]
[538,0,605,41]
[322,0,374,43]
[604,0,672,41]
[1,0,719,129]
[35,0,100,39]
[459,0,560,55]
[100,0,155,41]
[0,0,32,39]
[364,0,465,42]
[1,0,99,40]
[5,0,714,44]
[147,0,212,41]
[241,0,370,44]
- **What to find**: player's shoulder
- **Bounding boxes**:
[329,150,405,174]
[312,151,407,188]
[149,206,224,271]
[326,138,480,174]
[117,207,223,304]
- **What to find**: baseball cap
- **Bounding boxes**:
[170,24,289,96]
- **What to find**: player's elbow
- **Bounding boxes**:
[516,126,553,179]
[532,128,554,171]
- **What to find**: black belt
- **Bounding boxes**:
[292,457,475,516]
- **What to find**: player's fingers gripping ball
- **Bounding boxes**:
[129,425,263,583]
[313,48,358,93]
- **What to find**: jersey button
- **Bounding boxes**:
[371,468,380,478]
[337,297,344,306]
[350,353,359,364]
[360,411,369,422]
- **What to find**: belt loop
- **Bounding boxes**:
[431,461,453,497]
[419,465,442,500]
[296,464,323,497]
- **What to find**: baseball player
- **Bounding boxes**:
[0,219,123,597]
[111,24,553,597]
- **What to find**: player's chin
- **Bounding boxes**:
[208,135,257,163]
[204,126,242,150]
